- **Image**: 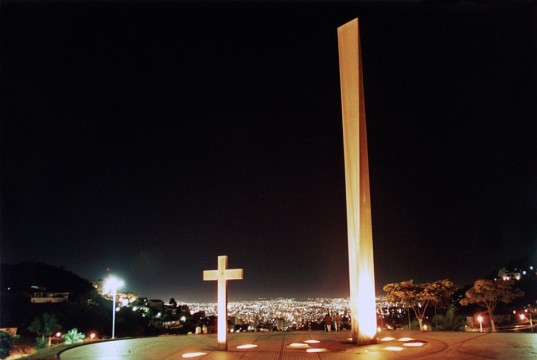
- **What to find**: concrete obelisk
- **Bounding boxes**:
[337,18,377,345]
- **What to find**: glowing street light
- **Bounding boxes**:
[104,275,124,339]
[477,315,483,333]
[524,308,534,331]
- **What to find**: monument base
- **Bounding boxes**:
[357,338,378,346]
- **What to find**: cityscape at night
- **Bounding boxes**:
[3,258,536,334]
[1,0,536,358]
[2,0,535,303]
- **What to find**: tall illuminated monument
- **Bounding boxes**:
[337,18,377,345]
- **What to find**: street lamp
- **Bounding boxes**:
[525,308,534,331]
[477,315,483,333]
[104,276,124,339]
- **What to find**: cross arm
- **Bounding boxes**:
[203,270,218,281]
[225,268,243,280]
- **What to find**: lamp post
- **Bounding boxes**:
[525,308,534,331]
[104,276,124,339]
[477,315,483,333]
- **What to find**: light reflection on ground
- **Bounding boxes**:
[379,337,395,341]
[378,337,427,352]
[182,352,207,358]
[55,331,535,360]
[403,342,425,347]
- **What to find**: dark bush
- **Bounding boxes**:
[0,332,13,359]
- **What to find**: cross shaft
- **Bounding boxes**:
[203,255,243,350]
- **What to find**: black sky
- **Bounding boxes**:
[1,1,536,302]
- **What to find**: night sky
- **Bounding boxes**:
[2,1,536,303]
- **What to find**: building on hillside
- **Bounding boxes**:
[92,279,104,294]
[93,279,138,306]
[498,264,536,281]
[148,299,165,310]
[31,291,70,303]
[498,267,522,281]
[117,291,139,306]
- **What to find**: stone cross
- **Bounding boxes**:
[203,255,243,351]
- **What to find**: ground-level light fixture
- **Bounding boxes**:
[384,346,404,352]
[182,352,206,358]
[403,341,425,347]
[380,337,395,341]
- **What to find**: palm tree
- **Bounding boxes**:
[28,313,61,347]
[432,305,467,331]
[62,328,86,344]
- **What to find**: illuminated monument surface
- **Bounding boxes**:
[202,18,375,350]
[203,255,243,351]
[337,18,377,345]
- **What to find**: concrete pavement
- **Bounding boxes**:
[29,330,537,359]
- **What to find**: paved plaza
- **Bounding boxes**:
[48,330,537,360]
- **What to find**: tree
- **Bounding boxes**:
[383,279,456,331]
[28,313,61,347]
[432,305,467,331]
[169,298,177,308]
[0,332,13,359]
[460,279,524,332]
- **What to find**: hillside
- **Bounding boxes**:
[1,262,94,295]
